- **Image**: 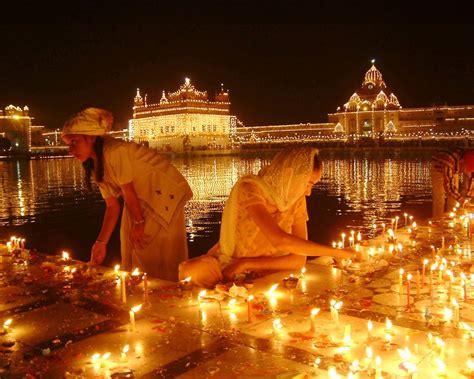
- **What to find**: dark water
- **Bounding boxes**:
[0,150,433,266]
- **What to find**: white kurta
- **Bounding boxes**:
[96,137,193,281]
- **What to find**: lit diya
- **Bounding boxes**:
[130,268,143,285]
[177,276,193,291]
[282,274,299,289]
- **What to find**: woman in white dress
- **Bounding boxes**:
[62,107,192,281]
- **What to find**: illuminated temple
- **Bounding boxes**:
[129,78,236,152]
[0,105,33,153]
[237,61,474,143]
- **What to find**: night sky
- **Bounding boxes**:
[1,24,473,130]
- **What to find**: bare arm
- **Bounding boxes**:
[97,196,122,243]
[246,203,355,260]
[91,196,121,265]
[121,182,148,249]
[221,206,352,280]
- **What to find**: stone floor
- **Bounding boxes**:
[0,211,473,378]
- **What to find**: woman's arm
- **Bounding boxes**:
[91,196,121,264]
[121,182,148,249]
[97,196,122,243]
[246,203,357,260]
[121,182,144,222]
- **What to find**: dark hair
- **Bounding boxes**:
[82,136,104,191]
[313,152,321,171]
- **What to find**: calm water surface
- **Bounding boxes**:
[0,150,433,266]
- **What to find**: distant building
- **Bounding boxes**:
[130,78,236,151]
[0,105,32,153]
[30,125,46,146]
[328,61,474,137]
[238,61,474,143]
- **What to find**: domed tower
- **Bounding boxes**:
[342,60,400,112]
[134,88,144,107]
[333,60,402,137]
[215,83,230,103]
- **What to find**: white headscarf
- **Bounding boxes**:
[218,147,319,263]
[62,107,113,136]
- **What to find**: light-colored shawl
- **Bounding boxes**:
[217,147,319,264]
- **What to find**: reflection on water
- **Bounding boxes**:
[0,151,432,263]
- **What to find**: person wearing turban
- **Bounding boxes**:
[62,107,193,281]
[432,148,474,218]
[179,147,361,288]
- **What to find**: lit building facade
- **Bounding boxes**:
[328,61,474,137]
[130,78,235,152]
[0,105,32,153]
[237,61,474,143]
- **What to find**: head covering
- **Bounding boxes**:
[259,147,319,211]
[62,107,113,136]
[218,147,319,264]
[463,150,474,172]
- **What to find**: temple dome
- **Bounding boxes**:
[364,64,384,86]
[376,91,388,102]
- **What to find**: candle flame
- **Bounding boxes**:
[300,267,306,275]
[91,353,101,361]
[368,320,373,331]
[386,317,392,329]
[467,360,474,370]
[122,344,129,354]
[183,276,192,282]
[131,268,140,276]
[102,352,111,360]
[328,367,338,379]
[131,304,142,313]
[114,264,120,272]
[435,357,446,372]
[407,273,412,281]
[273,318,282,330]
[228,299,237,307]
[3,319,12,327]
[311,308,320,317]
[198,290,207,298]
[268,283,279,295]
[375,355,381,366]
[443,307,453,321]
[423,259,428,265]
[397,347,412,361]
[399,268,404,275]
[366,346,373,359]
[248,295,254,301]
[460,322,472,331]
[62,251,70,260]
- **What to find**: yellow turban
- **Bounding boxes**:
[62,107,113,136]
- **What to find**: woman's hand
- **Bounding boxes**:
[130,222,147,250]
[222,259,247,282]
[90,242,107,265]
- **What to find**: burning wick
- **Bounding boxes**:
[129,304,142,332]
